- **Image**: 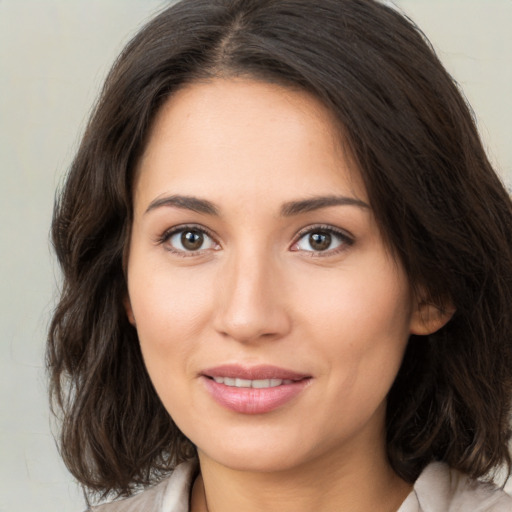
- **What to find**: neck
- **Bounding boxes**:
[190,429,411,512]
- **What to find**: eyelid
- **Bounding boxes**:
[156,223,220,255]
[290,224,354,255]
[155,223,353,257]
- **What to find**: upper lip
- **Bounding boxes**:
[201,364,310,381]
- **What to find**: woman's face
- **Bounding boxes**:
[126,79,427,473]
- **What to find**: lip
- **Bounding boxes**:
[202,364,309,381]
[200,364,312,414]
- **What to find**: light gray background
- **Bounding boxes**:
[1,1,511,511]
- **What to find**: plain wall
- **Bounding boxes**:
[0,1,510,511]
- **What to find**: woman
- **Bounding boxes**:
[48,0,512,510]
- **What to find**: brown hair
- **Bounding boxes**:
[48,0,512,499]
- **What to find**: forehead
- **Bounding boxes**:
[134,78,367,212]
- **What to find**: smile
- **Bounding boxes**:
[211,377,294,388]
[201,365,311,414]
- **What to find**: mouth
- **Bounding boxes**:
[200,364,312,414]
[209,376,295,388]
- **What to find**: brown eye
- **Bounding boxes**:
[181,230,204,250]
[308,232,331,251]
[293,226,352,254]
[164,227,218,253]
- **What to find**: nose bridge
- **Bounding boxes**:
[213,243,290,343]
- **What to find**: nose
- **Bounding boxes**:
[212,250,292,344]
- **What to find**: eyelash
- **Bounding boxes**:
[291,224,354,256]
[156,224,354,257]
[157,224,219,257]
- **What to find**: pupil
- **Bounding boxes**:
[310,232,331,251]
[181,231,203,250]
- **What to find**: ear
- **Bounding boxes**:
[410,295,455,336]
[123,295,136,326]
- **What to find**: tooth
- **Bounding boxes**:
[212,377,293,388]
[223,377,236,386]
[252,379,270,388]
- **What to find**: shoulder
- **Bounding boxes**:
[402,462,512,512]
[88,461,197,512]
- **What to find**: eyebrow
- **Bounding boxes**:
[145,195,220,216]
[280,195,370,216]
[144,194,369,216]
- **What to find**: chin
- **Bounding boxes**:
[192,423,319,474]
[201,445,304,473]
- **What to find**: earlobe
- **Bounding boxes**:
[123,296,136,326]
[410,299,455,336]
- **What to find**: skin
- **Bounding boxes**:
[125,79,450,512]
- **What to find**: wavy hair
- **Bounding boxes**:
[48,0,512,499]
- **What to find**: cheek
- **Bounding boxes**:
[127,272,210,425]
[126,256,217,397]
[296,256,413,338]
[299,274,411,438]
[294,257,412,387]
[129,258,211,337]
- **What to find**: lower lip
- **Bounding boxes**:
[201,377,311,414]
